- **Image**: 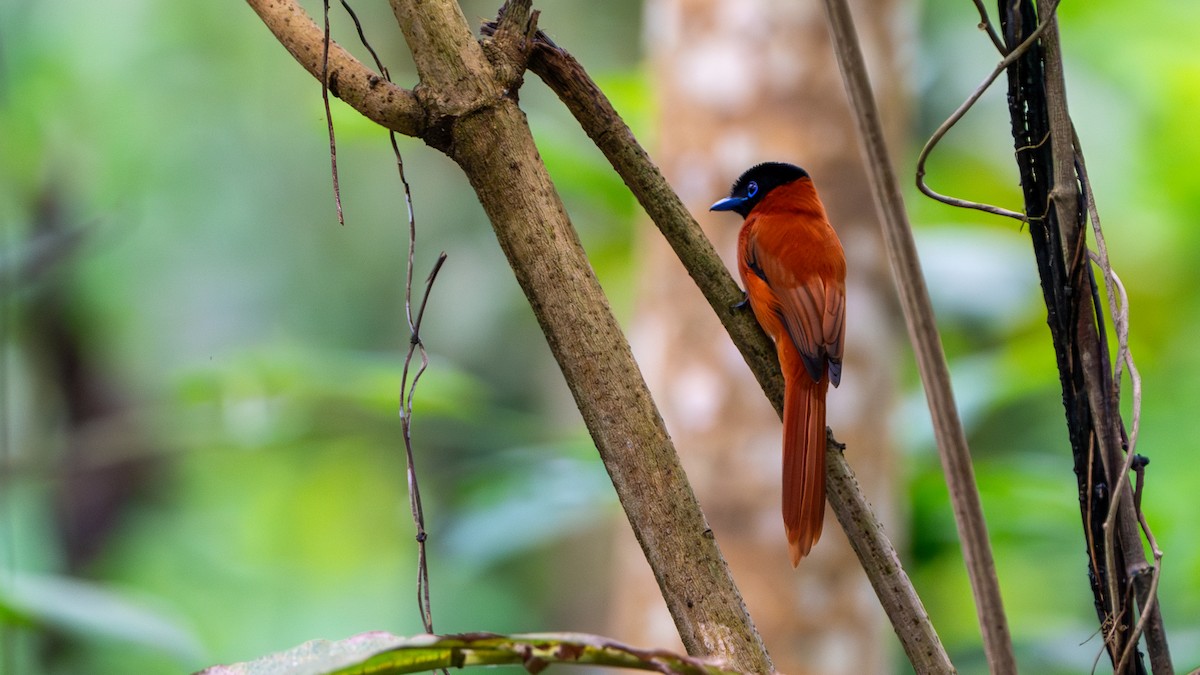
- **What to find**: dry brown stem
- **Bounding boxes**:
[820,0,1015,671]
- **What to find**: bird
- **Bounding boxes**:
[710,162,846,566]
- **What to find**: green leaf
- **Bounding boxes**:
[198,631,745,675]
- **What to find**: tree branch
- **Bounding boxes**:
[451,104,773,672]
[246,0,425,137]
[819,0,1016,671]
[1034,1,1167,671]
[515,34,778,400]
[246,0,775,669]
[510,27,953,675]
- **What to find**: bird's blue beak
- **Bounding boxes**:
[709,196,746,212]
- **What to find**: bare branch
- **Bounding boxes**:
[374,1,776,670]
[320,0,345,225]
[515,27,953,675]
[387,0,497,109]
[449,98,774,675]
[968,0,1007,54]
[511,34,779,401]
[250,0,774,667]
[820,0,1016,670]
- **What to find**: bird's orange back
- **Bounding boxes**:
[716,166,846,565]
[738,177,846,386]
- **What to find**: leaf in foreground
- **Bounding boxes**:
[197,631,745,675]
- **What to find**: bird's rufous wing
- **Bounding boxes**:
[744,216,846,386]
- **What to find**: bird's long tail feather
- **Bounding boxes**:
[782,356,829,567]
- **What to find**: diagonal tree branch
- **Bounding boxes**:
[506,26,954,675]
[819,0,1016,671]
[247,0,774,670]
[513,34,779,401]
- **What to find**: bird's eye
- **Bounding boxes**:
[746,181,759,198]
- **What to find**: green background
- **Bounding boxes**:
[1,1,1197,673]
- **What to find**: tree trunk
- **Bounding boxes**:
[613,1,909,672]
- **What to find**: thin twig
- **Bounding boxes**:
[337,0,446,644]
[821,0,1018,669]
[969,0,1008,54]
[399,253,447,636]
[1118,563,1161,674]
[340,0,389,77]
[332,0,412,235]
[335,1,446,653]
[1131,561,1164,665]
[245,0,426,136]
[321,0,345,226]
[914,0,1061,223]
[1077,155,1138,464]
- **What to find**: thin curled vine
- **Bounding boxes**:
[320,2,449,656]
[913,0,1061,222]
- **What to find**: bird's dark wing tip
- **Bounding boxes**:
[801,352,824,383]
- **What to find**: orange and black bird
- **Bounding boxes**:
[711,162,846,566]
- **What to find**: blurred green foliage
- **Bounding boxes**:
[1,0,1198,673]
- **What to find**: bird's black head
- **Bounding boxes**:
[709,162,809,218]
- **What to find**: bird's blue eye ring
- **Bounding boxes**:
[746,181,759,198]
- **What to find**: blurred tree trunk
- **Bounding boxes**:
[613,1,909,672]
[22,189,155,575]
